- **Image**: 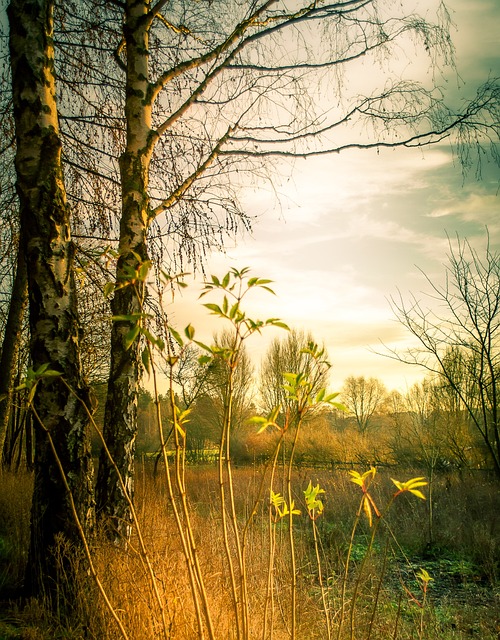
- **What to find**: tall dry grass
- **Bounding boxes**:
[0,464,498,639]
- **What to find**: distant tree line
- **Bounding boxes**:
[133,332,496,476]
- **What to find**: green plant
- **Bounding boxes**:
[416,568,433,640]
[304,481,331,640]
[335,467,428,640]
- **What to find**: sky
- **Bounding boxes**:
[165,0,500,395]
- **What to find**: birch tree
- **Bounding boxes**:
[8,0,95,597]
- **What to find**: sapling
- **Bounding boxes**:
[304,480,332,640]
[340,469,428,640]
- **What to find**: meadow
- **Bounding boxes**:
[0,463,498,639]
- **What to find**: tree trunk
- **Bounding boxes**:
[8,0,95,599]
[0,243,28,464]
[96,0,152,540]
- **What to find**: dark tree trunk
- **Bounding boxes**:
[0,244,28,463]
[8,0,95,600]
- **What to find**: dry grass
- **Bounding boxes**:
[0,464,498,639]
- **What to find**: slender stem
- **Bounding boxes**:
[225,358,249,639]
[157,346,215,640]
[337,508,361,640]
[61,378,169,638]
[218,364,241,639]
[31,403,130,640]
[367,538,390,640]
[262,434,285,640]
[349,516,380,640]
[287,412,303,640]
[348,494,396,640]
[418,587,427,640]
[392,593,402,640]
[312,518,332,640]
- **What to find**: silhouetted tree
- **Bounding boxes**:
[341,375,387,435]
[390,234,500,479]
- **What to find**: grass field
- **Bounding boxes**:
[0,464,498,639]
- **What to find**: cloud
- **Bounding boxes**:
[428,192,500,225]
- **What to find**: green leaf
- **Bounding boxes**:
[304,481,325,515]
[194,340,213,353]
[331,402,347,412]
[141,348,151,375]
[265,319,289,330]
[229,302,240,320]
[416,568,433,584]
[178,410,191,425]
[184,324,195,340]
[137,260,151,281]
[142,328,156,344]
[324,392,340,402]
[362,494,374,527]
[39,369,63,378]
[349,467,377,490]
[203,302,224,316]
[168,325,184,347]
[271,491,285,510]
[315,388,326,403]
[103,282,114,298]
[175,422,186,438]
[250,416,268,425]
[124,324,140,350]
[142,329,165,351]
[112,313,143,323]
[391,477,427,500]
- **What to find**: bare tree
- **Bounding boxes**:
[259,328,329,422]
[389,234,500,478]
[204,329,255,433]
[341,375,387,435]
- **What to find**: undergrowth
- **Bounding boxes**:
[0,465,498,639]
